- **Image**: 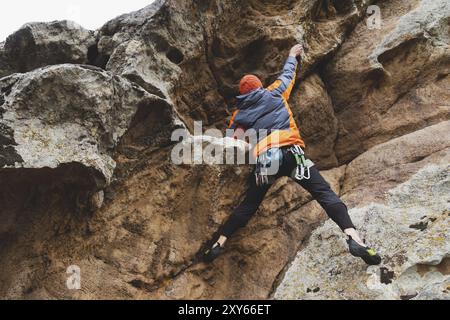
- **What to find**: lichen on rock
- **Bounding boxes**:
[275,155,450,300]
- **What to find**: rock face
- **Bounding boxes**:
[324,0,450,163]
[0,21,96,78]
[0,63,181,184]
[0,64,175,183]
[0,0,449,300]
[275,152,450,300]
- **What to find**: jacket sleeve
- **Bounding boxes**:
[228,110,239,129]
[267,56,298,101]
[227,110,248,138]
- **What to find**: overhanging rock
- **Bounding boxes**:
[0,64,180,187]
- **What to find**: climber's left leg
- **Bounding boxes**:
[292,165,381,265]
[203,173,271,263]
[292,166,354,231]
[220,181,271,238]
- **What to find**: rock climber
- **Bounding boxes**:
[203,44,381,265]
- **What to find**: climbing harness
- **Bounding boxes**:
[255,146,313,186]
[255,148,283,187]
[289,145,312,181]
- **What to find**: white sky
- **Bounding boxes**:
[0,0,154,42]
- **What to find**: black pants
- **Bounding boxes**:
[221,148,355,238]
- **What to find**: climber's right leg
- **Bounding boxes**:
[203,175,271,263]
[221,182,271,239]
[292,165,381,265]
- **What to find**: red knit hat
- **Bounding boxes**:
[239,75,263,95]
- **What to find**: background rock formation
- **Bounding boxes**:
[0,0,449,300]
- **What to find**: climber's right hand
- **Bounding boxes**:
[289,44,304,58]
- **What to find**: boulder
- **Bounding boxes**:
[0,21,95,77]
[0,64,177,184]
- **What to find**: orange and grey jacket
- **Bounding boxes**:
[229,56,305,158]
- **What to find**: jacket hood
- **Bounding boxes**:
[236,88,266,110]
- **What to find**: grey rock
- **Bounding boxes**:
[1,20,95,77]
[370,0,450,67]
[413,280,450,300]
[0,64,179,185]
[99,0,166,36]
[0,42,13,78]
[275,149,450,300]
[96,1,185,100]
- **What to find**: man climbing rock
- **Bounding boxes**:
[203,44,381,266]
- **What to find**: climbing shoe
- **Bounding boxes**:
[203,242,224,263]
[347,237,381,265]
